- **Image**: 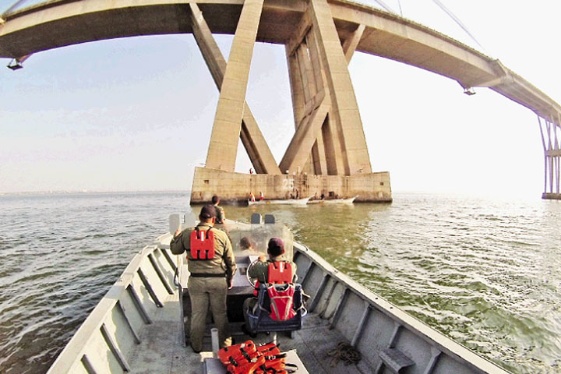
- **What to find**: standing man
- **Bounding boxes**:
[212,195,225,224]
[170,204,237,353]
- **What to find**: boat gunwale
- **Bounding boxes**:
[46,239,172,373]
[292,241,508,373]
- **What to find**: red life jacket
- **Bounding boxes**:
[218,340,257,367]
[253,261,293,296]
[252,261,297,321]
[189,227,215,260]
[217,340,297,374]
[267,284,296,321]
[267,262,293,284]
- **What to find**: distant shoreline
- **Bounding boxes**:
[0,189,189,197]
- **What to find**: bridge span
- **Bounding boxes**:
[2,0,560,200]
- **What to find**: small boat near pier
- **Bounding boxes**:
[248,197,310,206]
[307,196,357,204]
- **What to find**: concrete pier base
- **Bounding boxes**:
[190,167,392,204]
[542,193,561,200]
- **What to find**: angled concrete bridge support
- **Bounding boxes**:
[203,0,266,173]
[282,0,371,176]
[188,3,279,175]
[190,0,386,203]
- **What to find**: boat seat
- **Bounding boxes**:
[264,214,275,224]
[250,213,263,224]
[246,283,305,335]
[379,348,414,373]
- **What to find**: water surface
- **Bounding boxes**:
[0,191,559,373]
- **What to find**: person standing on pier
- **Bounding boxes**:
[212,195,225,224]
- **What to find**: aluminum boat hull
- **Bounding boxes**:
[47,216,508,374]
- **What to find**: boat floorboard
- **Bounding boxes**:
[269,315,372,374]
[127,295,202,374]
[129,294,372,373]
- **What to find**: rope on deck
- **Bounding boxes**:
[327,342,362,367]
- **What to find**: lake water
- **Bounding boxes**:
[0,191,559,373]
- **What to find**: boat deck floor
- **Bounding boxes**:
[128,295,372,374]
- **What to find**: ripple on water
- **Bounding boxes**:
[2,192,561,374]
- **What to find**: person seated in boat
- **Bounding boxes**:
[170,204,237,353]
[212,194,225,224]
[259,191,264,201]
[238,236,264,256]
[249,192,256,202]
[241,238,297,333]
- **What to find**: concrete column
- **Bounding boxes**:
[188,4,226,87]
[190,3,278,174]
[306,25,341,175]
[309,0,372,175]
[287,46,306,129]
[205,0,264,172]
[279,101,330,174]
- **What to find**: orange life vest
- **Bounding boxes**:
[253,261,293,296]
[267,262,293,284]
[189,227,215,260]
[218,340,297,374]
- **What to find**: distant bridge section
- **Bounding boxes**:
[1,0,560,199]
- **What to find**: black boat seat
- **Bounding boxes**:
[250,213,262,224]
[246,283,306,335]
[264,214,276,224]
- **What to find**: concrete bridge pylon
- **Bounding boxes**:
[190,0,390,204]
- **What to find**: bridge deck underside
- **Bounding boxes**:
[1,1,559,119]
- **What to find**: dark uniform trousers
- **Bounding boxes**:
[188,276,231,352]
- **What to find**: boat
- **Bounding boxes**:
[307,196,357,204]
[248,197,310,205]
[47,213,509,374]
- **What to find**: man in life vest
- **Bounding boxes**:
[242,238,297,332]
[170,204,237,353]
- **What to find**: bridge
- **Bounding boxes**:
[2,0,560,201]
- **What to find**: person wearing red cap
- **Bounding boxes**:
[242,237,297,333]
[170,204,237,353]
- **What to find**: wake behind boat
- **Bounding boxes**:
[47,214,509,374]
[248,197,310,206]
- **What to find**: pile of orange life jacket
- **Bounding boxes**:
[217,340,298,374]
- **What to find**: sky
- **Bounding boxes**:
[1,0,560,199]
